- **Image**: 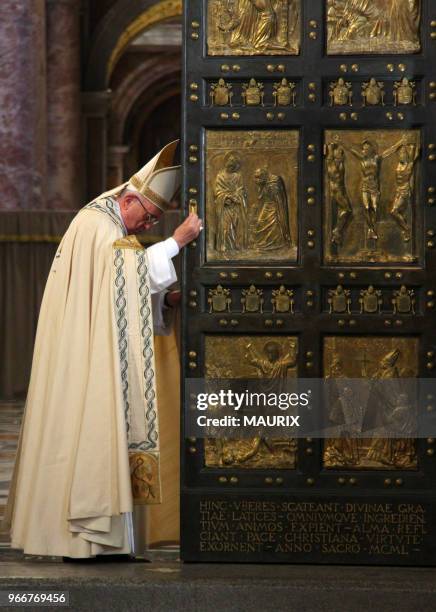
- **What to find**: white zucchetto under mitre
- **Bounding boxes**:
[98,140,181,212]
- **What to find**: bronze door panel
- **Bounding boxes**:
[206,129,299,263]
[326,0,421,56]
[207,0,302,56]
[204,334,298,469]
[323,335,419,471]
[324,129,421,265]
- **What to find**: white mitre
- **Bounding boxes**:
[98,140,181,212]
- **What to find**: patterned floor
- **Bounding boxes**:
[0,402,179,563]
[0,402,23,548]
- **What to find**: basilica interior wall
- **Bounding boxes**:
[0,0,182,399]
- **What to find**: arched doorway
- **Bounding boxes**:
[135,92,181,168]
[107,19,182,187]
[83,0,182,201]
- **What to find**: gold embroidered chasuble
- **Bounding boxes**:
[4,198,174,557]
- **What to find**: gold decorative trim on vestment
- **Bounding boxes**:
[129,451,162,505]
[113,235,144,250]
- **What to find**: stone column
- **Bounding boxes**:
[81,91,112,202]
[108,145,130,189]
[0,0,47,210]
[46,0,81,210]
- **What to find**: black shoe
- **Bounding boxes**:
[63,554,149,563]
[62,556,97,563]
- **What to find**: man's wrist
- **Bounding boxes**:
[164,237,180,258]
[164,292,173,308]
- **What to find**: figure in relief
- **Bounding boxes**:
[204,336,298,469]
[329,0,380,41]
[214,152,248,253]
[218,340,297,466]
[230,0,278,51]
[207,129,298,263]
[365,349,412,466]
[210,78,233,106]
[329,78,353,107]
[359,285,383,314]
[242,78,264,106]
[324,129,420,265]
[392,285,415,315]
[389,0,420,43]
[272,285,294,313]
[341,137,405,241]
[245,340,296,384]
[325,359,362,467]
[252,167,291,251]
[326,143,352,246]
[327,0,421,54]
[394,77,417,106]
[273,78,297,107]
[208,0,300,56]
[361,78,385,107]
[324,338,418,470]
[389,142,419,242]
[221,436,297,466]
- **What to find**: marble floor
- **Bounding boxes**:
[0,402,23,549]
[0,402,178,564]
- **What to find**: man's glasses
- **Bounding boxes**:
[137,199,160,226]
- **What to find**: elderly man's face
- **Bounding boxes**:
[254,170,267,185]
[118,192,162,234]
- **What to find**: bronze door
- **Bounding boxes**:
[181,0,436,564]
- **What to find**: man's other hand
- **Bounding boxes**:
[165,290,181,308]
[172,213,203,248]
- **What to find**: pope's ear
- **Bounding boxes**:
[119,193,135,210]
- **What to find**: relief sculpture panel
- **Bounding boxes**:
[327,0,421,55]
[204,335,298,469]
[323,336,419,470]
[206,130,298,263]
[324,129,420,265]
[207,0,301,56]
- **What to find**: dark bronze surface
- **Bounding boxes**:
[182,0,436,565]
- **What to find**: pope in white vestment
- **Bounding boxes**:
[3,141,201,558]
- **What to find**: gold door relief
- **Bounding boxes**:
[328,78,419,108]
[394,78,417,106]
[183,0,436,565]
[326,0,421,55]
[324,130,420,264]
[206,130,298,263]
[207,0,301,56]
[204,336,298,469]
[329,79,353,107]
[323,337,419,470]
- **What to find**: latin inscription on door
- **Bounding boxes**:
[196,498,428,558]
